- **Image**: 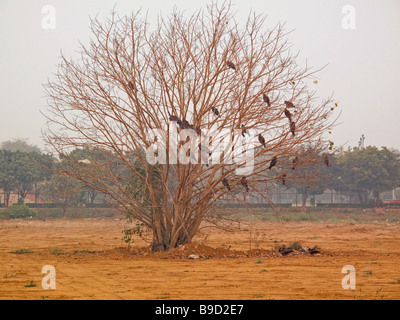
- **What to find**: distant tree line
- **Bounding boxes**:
[0,139,85,217]
[285,146,400,207]
[1,139,400,214]
[0,139,54,207]
[328,146,400,207]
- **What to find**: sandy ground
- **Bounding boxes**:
[0,218,399,300]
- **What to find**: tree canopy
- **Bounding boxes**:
[335,146,400,205]
[0,142,54,206]
[0,139,41,153]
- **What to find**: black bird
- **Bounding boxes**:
[284,101,295,108]
[169,115,180,122]
[269,156,277,170]
[241,124,248,137]
[308,247,320,255]
[258,134,266,147]
[241,176,249,192]
[128,81,136,91]
[226,61,236,70]
[263,94,270,107]
[284,108,292,122]
[292,156,298,170]
[280,173,287,186]
[290,121,296,136]
[279,248,293,256]
[211,107,220,117]
[324,153,330,167]
[181,118,191,129]
[169,115,182,127]
[222,178,231,191]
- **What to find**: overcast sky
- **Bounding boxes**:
[0,0,399,151]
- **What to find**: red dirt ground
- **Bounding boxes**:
[0,218,399,300]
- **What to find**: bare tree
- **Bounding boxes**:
[43,2,337,251]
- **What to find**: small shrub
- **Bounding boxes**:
[1,205,37,219]
[288,242,302,251]
[49,248,66,255]
[122,221,144,249]
[9,249,34,254]
[24,281,37,287]
[274,244,287,251]
[72,250,98,255]
[373,287,384,300]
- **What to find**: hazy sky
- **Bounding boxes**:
[1,0,399,151]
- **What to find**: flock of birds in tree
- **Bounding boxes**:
[126,59,331,193]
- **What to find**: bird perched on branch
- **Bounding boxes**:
[284,108,292,122]
[241,176,249,192]
[241,124,248,137]
[258,134,266,147]
[181,118,191,129]
[280,173,287,186]
[284,101,295,108]
[222,178,231,191]
[211,107,220,117]
[290,121,296,136]
[269,156,277,170]
[263,94,270,107]
[292,156,298,170]
[169,115,182,127]
[169,115,180,122]
[226,61,236,70]
[128,81,137,92]
[324,153,330,167]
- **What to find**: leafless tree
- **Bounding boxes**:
[43,2,338,251]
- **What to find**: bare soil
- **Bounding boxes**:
[0,217,399,300]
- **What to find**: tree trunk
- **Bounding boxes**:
[5,191,10,208]
[89,191,96,204]
[301,193,308,207]
[62,205,67,219]
[34,184,37,203]
[357,191,365,204]
[375,192,381,208]
[150,206,199,252]
[18,191,25,205]
[150,207,169,252]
